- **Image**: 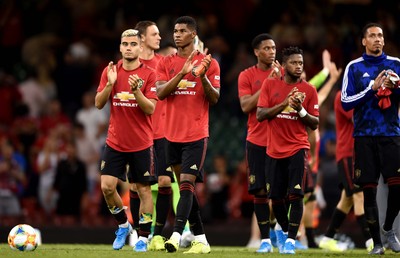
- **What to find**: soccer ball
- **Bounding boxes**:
[8,224,38,251]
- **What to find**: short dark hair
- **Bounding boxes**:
[175,16,197,32]
[135,20,157,38]
[160,40,175,49]
[361,22,383,39]
[251,33,273,49]
[282,46,303,63]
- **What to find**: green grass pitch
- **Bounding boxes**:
[2,244,399,258]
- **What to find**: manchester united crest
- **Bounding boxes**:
[249,175,255,185]
[355,168,361,179]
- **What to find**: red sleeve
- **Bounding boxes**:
[206,58,221,88]
[143,70,158,100]
[238,70,252,98]
[97,67,108,92]
[305,85,319,117]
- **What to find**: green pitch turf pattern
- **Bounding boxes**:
[0,244,397,257]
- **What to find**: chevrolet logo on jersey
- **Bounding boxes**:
[177,79,196,89]
[282,105,296,114]
[114,91,135,101]
[277,105,301,120]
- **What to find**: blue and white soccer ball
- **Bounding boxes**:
[8,224,38,251]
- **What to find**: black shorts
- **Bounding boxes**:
[267,149,307,199]
[246,141,268,194]
[166,138,208,183]
[354,136,400,186]
[154,138,175,182]
[337,157,360,197]
[99,144,157,184]
[304,163,317,194]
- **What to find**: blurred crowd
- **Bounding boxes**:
[1,0,400,228]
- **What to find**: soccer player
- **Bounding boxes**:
[318,89,373,252]
[237,33,280,253]
[127,21,193,251]
[127,21,162,246]
[256,46,319,254]
[156,15,221,254]
[95,28,157,252]
[125,20,166,249]
[341,22,400,255]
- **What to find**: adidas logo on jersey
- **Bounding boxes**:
[190,164,198,170]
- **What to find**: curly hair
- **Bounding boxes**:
[282,46,303,63]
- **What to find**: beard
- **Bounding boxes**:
[287,71,301,81]
[371,49,381,55]
[125,57,135,62]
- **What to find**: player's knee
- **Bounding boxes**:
[158,175,172,187]
[337,197,353,212]
[130,183,138,192]
[352,191,363,204]
[101,183,115,197]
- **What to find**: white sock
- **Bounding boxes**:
[119,221,129,228]
[261,239,272,244]
[194,234,208,245]
[138,236,148,243]
[171,232,182,241]
[275,223,282,231]
[286,238,295,244]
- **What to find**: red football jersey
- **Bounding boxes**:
[238,65,275,147]
[257,77,319,158]
[141,53,165,140]
[97,60,158,152]
[140,53,162,71]
[334,90,354,162]
[156,52,221,142]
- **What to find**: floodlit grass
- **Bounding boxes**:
[1,244,399,258]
